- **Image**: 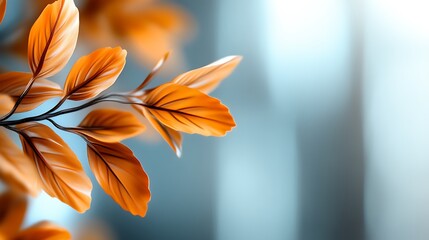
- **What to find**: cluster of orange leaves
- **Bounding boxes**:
[0,0,240,238]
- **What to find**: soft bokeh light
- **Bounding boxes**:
[2,0,429,239]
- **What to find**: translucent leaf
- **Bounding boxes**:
[28,0,79,78]
[74,108,145,143]
[134,105,182,157]
[172,56,242,94]
[0,72,62,112]
[18,122,92,213]
[64,47,126,100]
[87,140,150,217]
[143,83,236,136]
[0,130,39,196]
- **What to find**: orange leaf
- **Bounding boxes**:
[94,2,193,68]
[0,0,6,24]
[17,122,92,213]
[28,0,79,78]
[13,221,71,240]
[172,56,242,94]
[134,52,169,92]
[73,108,145,143]
[0,191,27,239]
[142,83,236,136]
[134,106,182,157]
[0,72,62,112]
[0,94,13,115]
[63,47,126,101]
[87,140,150,217]
[0,130,39,196]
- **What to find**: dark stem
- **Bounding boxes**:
[0,77,36,121]
[43,96,68,115]
[3,124,19,133]
[46,118,70,132]
[0,94,127,126]
[0,92,150,126]
[47,119,89,145]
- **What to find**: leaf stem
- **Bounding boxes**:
[0,77,37,121]
[0,93,134,126]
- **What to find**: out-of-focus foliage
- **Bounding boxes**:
[0,191,71,239]
[1,0,194,70]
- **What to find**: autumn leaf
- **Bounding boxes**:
[0,192,70,240]
[13,221,71,240]
[121,4,193,67]
[0,130,39,196]
[0,0,6,24]
[80,1,193,69]
[0,191,27,239]
[172,56,242,94]
[134,52,169,92]
[72,108,145,143]
[0,94,13,115]
[63,47,126,101]
[28,0,79,78]
[17,122,92,213]
[86,139,150,217]
[135,106,182,157]
[142,83,236,136]
[0,72,62,112]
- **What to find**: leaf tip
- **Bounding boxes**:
[176,147,182,158]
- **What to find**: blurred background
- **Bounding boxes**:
[2,0,429,239]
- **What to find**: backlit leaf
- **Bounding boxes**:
[87,140,150,217]
[142,83,235,136]
[73,108,145,143]
[0,0,6,24]
[13,221,71,240]
[134,106,182,157]
[64,47,126,101]
[28,0,79,78]
[0,72,62,112]
[18,122,92,213]
[0,130,39,196]
[172,56,242,94]
[0,191,27,239]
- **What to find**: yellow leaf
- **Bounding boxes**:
[142,83,236,136]
[87,140,150,217]
[134,106,182,157]
[63,47,126,101]
[28,0,79,78]
[0,130,39,196]
[0,72,62,112]
[0,191,27,239]
[13,221,71,240]
[73,108,145,143]
[0,94,13,115]
[0,0,6,24]
[18,122,92,213]
[172,56,242,94]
